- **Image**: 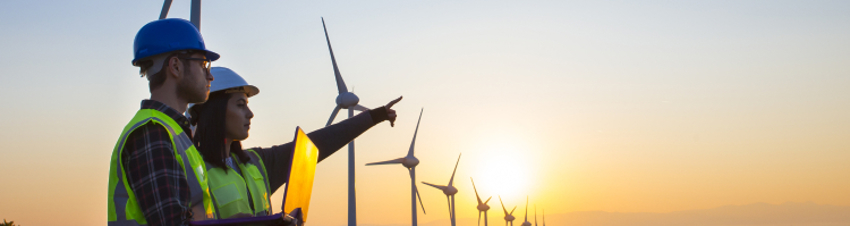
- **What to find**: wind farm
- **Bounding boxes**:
[3,1,850,226]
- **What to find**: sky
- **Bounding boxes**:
[1,1,849,226]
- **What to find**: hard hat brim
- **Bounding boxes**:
[244,85,259,97]
[202,50,220,62]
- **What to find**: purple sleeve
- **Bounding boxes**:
[252,108,386,194]
[123,122,192,226]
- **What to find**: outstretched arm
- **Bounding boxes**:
[252,96,402,194]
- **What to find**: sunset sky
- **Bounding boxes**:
[1,1,849,226]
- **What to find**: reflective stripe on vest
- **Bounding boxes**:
[245,149,272,216]
[107,109,215,226]
[207,149,272,219]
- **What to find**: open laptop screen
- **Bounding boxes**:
[282,126,319,222]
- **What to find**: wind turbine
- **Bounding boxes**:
[471,178,492,226]
[499,196,516,226]
[422,154,462,226]
[366,109,427,226]
[321,17,369,226]
[542,209,545,226]
[534,205,537,226]
[520,196,531,226]
[159,0,202,29]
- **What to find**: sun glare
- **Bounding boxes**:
[470,141,534,202]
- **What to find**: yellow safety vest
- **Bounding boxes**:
[207,149,272,219]
[107,109,215,225]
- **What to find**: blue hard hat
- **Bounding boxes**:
[132,18,220,65]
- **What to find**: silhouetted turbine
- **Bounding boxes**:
[422,154,462,226]
[499,196,517,226]
[366,109,427,226]
[521,196,531,226]
[471,178,492,226]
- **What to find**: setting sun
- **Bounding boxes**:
[469,140,537,202]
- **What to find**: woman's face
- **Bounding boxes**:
[225,92,253,141]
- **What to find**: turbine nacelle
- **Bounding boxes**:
[477,203,491,211]
[444,186,458,196]
[402,155,420,168]
[521,221,531,226]
[336,92,360,108]
[505,215,515,221]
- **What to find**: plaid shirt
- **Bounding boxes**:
[122,100,194,226]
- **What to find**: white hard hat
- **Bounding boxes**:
[209,67,260,97]
[186,66,259,123]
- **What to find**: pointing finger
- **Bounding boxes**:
[386,96,403,109]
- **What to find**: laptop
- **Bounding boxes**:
[191,126,319,226]
[282,126,319,222]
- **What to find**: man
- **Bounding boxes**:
[107,18,218,226]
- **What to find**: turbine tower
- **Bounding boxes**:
[471,178,492,226]
[366,109,427,226]
[321,18,370,226]
[542,209,546,226]
[499,196,516,226]
[422,154,462,226]
[534,205,537,226]
[159,0,202,30]
[521,196,531,226]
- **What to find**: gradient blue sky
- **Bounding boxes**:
[1,1,849,226]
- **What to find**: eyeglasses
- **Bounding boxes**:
[179,57,212,70]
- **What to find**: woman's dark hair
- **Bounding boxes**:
[191,91,250,171]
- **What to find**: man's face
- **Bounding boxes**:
[177,52,213,104]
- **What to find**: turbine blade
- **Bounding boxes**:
[525,196,529,221]
[159,0,173,19]
[326,106,342,126]
[408,108,423,157]
[353,104,369,112]
[365,157,404,165]
[471,177,482,204]
[485,196,492,204]
[411,168,426,214]
[422,182,447,190]
[500,196,508,215]
[510,206,517,215]
[448,153,461,186]
[321,17,348,94]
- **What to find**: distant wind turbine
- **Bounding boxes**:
[471,178,492,226]
[366,109,427,226]
[422,154,462,226]
[321,17,370,226]
[521,196,531,226]
[499,196,516,226]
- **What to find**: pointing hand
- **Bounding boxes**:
[385,96,402,127]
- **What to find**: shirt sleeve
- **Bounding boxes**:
[123,122,191,226]
[252,108,385,194]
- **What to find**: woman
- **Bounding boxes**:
[188,67,401,220]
